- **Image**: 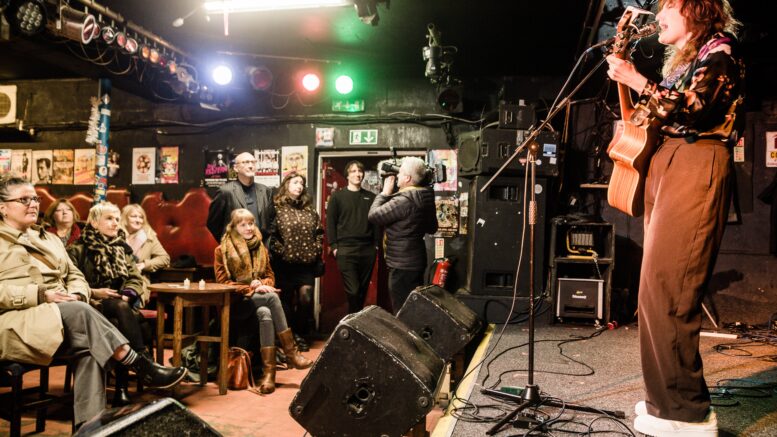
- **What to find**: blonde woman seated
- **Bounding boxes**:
[213,208,312,394]
[121,204,170,281]
[43,198,81,247]
[68,202,151,406]
[0,176,186,427]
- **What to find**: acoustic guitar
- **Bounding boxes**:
[606,8,660,217]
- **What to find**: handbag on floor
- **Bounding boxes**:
[227,347,254,391]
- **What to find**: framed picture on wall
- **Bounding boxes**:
[10,149,32,181]
[52,149,75,184]
[31,150,53,185]
[74,149,96,185]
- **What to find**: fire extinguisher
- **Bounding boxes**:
[431,257,452,288]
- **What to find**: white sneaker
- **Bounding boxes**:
[635,400,647,416]
[633,410,718,437]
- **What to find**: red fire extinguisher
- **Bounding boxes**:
[432,257,452,288]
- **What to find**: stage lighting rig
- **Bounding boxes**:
[422,23,457,85]
[353,0,388,26]
[5,0,47,36]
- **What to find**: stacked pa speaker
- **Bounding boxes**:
[290,286,481,437]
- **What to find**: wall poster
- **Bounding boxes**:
[52,149,75,185]
[255,149,280,187]
[429,149,457,191]
[434,195,459,238]
[132,147,156,185]
[0,149,11,176]
[281,145,308,181]
[74,149,96,185]
[159,146,179,184]
[32,150,53,185]
[204,149,230,188]
[10,149,32,181]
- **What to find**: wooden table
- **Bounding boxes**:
[149,282,236,395]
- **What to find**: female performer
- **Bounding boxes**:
[606,1,744,435]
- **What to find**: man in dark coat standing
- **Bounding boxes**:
[368,156,437,313]
[207,152,275,242]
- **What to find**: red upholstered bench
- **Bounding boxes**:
[35,187,130,219]
[141,188,218,268]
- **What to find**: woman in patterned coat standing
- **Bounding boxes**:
[270,172,324,350]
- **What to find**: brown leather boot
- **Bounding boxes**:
[277,328,313,369]
[258,346,276,394]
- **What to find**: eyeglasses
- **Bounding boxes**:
[4,196,41,206]
[236,160,257,165]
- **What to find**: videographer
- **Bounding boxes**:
[368,157,437,314]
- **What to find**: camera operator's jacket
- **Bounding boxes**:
[368,186,438,270]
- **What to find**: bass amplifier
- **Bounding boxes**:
[555,278,604,321]
[458,128,560,177]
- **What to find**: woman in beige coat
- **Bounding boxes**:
[121,204,170,280]
[0,176,186,427]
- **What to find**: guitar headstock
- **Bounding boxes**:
[612,6,654,57]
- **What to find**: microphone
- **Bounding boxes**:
[591,22,658,49]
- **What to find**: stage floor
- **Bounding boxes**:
[434,322,777,437]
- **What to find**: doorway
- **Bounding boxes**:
[316,150,424,333]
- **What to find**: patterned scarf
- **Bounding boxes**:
[81,224,130,285]
[221,230,268,284]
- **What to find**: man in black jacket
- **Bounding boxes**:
[368,157,437,313]
[207,152,275,242]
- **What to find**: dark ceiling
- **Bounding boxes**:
[0,1,592,84]
[1,0,776,104]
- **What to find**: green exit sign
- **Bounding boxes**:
[332,98,365,113]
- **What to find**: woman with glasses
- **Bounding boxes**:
[0,176,186,427]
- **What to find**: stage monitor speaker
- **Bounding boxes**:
[464,175,547,297]
[290,306,445,437]
[73,398,221,437]
[458,128,560,177]
[397,285,482,361]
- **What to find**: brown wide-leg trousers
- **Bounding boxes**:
[638,137,732,422]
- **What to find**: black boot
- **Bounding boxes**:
[112,366,132,407]
[129,353,187,389]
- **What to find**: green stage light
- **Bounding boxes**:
[335,75,354,95]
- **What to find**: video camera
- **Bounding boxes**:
[377,157,446,187]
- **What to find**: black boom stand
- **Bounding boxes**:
[481,46,625,435]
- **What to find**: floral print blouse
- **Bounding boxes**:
[270,202,324,264]
[634,32,745,141]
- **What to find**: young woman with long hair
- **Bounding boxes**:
[214,208,312,394]
[606,1,744,435]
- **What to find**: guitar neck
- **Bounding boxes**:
[618,71,635,121]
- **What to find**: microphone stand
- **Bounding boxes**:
[484,46,624,435]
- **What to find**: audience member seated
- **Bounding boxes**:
[0,176,186,428]
[213,208,312,394]
[67,202,153,407]
[121,204,171,283]
[269,173,323,352]
[42,198,82,248]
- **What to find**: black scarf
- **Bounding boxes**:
[81,224,131,285]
